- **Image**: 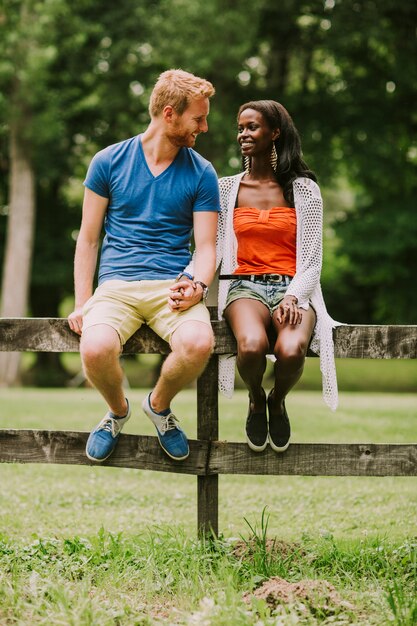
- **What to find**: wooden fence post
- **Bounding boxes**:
[197,354,219,537]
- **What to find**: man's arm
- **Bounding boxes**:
[68,188,109,335]
[169,211,218,311]
[192,211,218,286]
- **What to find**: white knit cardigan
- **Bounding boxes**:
[216,172,340,411]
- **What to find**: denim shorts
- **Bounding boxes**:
[225,277,289,315]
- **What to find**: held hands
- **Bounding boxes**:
[276,295,302,325]
[68,279,202,333]
[169,279,203,312]
[68,307,84,336]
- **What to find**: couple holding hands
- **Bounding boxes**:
[68,69,338,464]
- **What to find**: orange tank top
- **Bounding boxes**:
[233,206,297,276]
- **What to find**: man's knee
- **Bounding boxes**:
[80,325,121,367]
[173,322,214,361]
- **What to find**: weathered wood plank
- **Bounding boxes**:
[208,442,417,476]
[0,317,235,354]
[1,318,416,358]
[0,430,208,475]
[1,431,416,477]
[333,325,417,359]
[0,318,81,353]
[197,355,219,536]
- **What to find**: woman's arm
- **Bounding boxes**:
[285,177,323,307]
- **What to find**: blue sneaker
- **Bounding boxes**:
[142,393,189,461]
[86,401,131,462]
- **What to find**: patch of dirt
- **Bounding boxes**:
[243,576,355,616]
[148,602,175,621]
[232,538,304,560]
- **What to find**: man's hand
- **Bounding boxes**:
[168,279,202,312]
[68,307,84,336]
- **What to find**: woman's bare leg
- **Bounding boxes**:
[270,307,316,413]
[224,298,271,410]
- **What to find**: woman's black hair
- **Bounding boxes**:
[238,100,316,205]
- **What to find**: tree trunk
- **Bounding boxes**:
[0,123,36,386]
[26,285,71,387]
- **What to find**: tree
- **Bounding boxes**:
[0,1,38,384]
[0,0,259,384]
[318,0,417,323]
[2,0,416,389]
[0,0,144,384]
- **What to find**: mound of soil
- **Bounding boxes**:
[243,576,354,616]
[232,538,304,560]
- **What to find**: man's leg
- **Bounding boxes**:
[80,324,128,417]
[81,324,130,462]
[150,320,214,412]
[142,320,213,461]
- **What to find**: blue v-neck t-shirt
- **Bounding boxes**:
[84,134,220,283]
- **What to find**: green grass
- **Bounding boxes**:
[0,388,416,624]
[22,352,417,392]
[121,355,417,392]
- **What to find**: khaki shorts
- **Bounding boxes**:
[82,279,211,346]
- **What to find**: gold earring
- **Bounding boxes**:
[244,155,251,174]
[270,143,278,172]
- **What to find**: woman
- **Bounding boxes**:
[216,100,339,453]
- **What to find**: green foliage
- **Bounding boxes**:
[1,0,417,327]
[386,573,417,626]
[229,0,417,323]
[0,0,259,319]
[316,0,417,323]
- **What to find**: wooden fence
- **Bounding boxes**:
[1,316,416,536]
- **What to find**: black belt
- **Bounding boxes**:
[219,274,292,283]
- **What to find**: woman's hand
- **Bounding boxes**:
[276,295,302,325]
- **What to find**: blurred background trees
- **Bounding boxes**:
[1,0,416,385]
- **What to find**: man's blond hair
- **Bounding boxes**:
[149,69,215,117]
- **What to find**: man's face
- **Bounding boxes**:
[168,97,210,148]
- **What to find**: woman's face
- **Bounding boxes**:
[237,108,279,158]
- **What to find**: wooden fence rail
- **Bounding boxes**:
[1,317,416,535]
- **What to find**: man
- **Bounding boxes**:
[68,69,219,463]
